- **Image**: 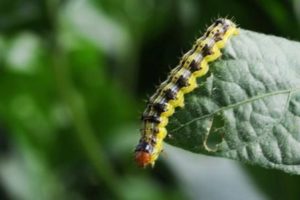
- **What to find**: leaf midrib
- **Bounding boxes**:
[170,87,300,133]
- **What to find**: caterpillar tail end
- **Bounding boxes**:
[233,27,240,35]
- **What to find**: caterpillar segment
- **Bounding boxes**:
[135,18,239,167]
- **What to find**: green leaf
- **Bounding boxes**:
[166,29,300,174]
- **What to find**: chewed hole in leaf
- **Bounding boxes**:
[203,113,225,152]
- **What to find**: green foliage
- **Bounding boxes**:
[167,29,300,174]
[0,0,300,199]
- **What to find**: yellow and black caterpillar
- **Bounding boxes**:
[135,18,239,167]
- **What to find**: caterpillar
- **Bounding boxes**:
[135,18,239,167]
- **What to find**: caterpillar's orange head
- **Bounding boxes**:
[134,140,154,168]
[135,151,152,168]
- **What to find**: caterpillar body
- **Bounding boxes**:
[135,18,239,167]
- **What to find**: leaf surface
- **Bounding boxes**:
[166,29,300,174]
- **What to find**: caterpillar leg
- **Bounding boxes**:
[193,61,209,78]
[205,45,221,62]
[182,75,197,93]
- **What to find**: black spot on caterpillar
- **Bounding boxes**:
[135,18,239,167]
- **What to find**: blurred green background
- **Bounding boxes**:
[0,0,300,200]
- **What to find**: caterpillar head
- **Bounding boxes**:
[135,151,152,168]
[134,140,154,167]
